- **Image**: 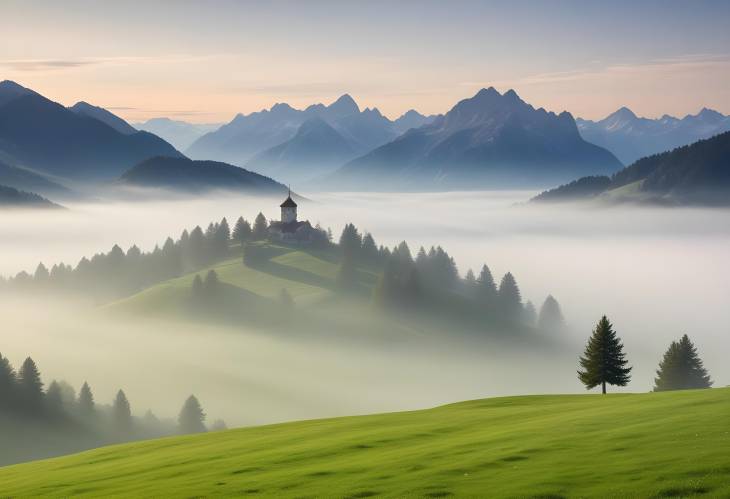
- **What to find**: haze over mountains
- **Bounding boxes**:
[134,118,222,151]
[186,94,435,175]
[0,81,182,182]
[533,131,730,206]
[327,88,622,190]
[577,107,730,165]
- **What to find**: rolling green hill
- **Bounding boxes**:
[0,389,727,497]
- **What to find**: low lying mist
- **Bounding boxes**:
[1,190,729,427]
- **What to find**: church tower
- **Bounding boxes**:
[280,188,297,223]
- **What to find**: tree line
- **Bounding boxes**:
[0,351,225,443]
[577,315,713,394]
[335,222,565,330]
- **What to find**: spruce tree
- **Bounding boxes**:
[78,381,95,420]
[210,419,228,431]
[0,353,17,411]
[191,274,204,299]
[476,264,497,304]
[203,270,220,296]
[45,380,64,415]
[498,272,522,322]
[112,389,133,436]
[654,335,712,391]
[17,357,44,411]
[178,395,207,434]
[252,212,268,240]
[578,316,632,394]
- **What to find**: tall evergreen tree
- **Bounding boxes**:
[112,389,133,436]
[203,270,220,296]
[178,395,207,434]
[78,381,95,420]
[498,272,522,322]
[0,353,17,411]
[361,233,379,262]
[538,295,565,332]
[476,264,497,304]
[339,223,362,259]
[654,335,712,391]
[215,218,231,258]
[17,357,44,411]
[578,316,632,394]
[252,212,268,240]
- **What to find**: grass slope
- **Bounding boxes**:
[1,389,728,497]
[107,244,373,315]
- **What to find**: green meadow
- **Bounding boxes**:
[0,388,727,497]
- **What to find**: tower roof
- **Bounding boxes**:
[280,195,297,208]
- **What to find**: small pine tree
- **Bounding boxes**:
[578,316,632,394]
[191,274,204,299]
[203,270,220,295]
[210,419,228,431]
[654,334,712,391]
[252,212,268,240]
[178,395,207,434]
[17,357,44,411]
[476,264,497,304]
[112,389,133,436]
[78,381,95,420]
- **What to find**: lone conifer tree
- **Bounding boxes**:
[654,334,712,391]
[578,316,632,394]
[498,272,522,322]
[178,395,207,434]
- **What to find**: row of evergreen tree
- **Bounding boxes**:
[577,316,713,393]
[335,223,565,330]
[0,212,288,301]
[0,352,224,440]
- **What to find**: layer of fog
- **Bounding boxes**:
[1,191,729,425]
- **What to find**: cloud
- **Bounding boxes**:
[0,59,101,72]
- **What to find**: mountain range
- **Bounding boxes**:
[326,88,622,190]
[0,81,183,181]
[532,131,730,206]
[0,160,72,199]
[576,107,730,165]
[186,95,435,176]
[0,183,60,208]
[134,118,222,151]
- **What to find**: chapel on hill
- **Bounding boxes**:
[267,190,325,244]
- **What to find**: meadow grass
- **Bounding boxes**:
[0,388,728,497]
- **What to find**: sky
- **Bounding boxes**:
[1,0,729,123]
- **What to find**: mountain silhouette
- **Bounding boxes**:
[69,101,137,135]
[0,81,183,181]
[327,87,622,190]
[576,107,730,164]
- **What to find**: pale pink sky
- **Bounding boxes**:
[2,1,729,123]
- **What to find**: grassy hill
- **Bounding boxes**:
[0,389,728,497]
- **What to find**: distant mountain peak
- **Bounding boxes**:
[328,94,360,115]
[270,102,295,113]
[696,107,724,121]
[608,107,638,121]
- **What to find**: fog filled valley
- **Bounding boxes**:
[1,190,728,448]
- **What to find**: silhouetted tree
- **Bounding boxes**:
[252,212,268,240]
[203,270,220,296]
[0,353,17,411]
[112,389,133,436]
[232,217,252,245]
[538,295,565,332]
[187,226,207,269]
[578,316,632,394]
[339,223,362,259]
[654,335,712,391]
[17,357,44,411]
[476,264,497,305]
[214,218,231,258]
[178,395,206,434]
[78,381,95,421]
[498,272,522,322]
[361,233,379,263]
